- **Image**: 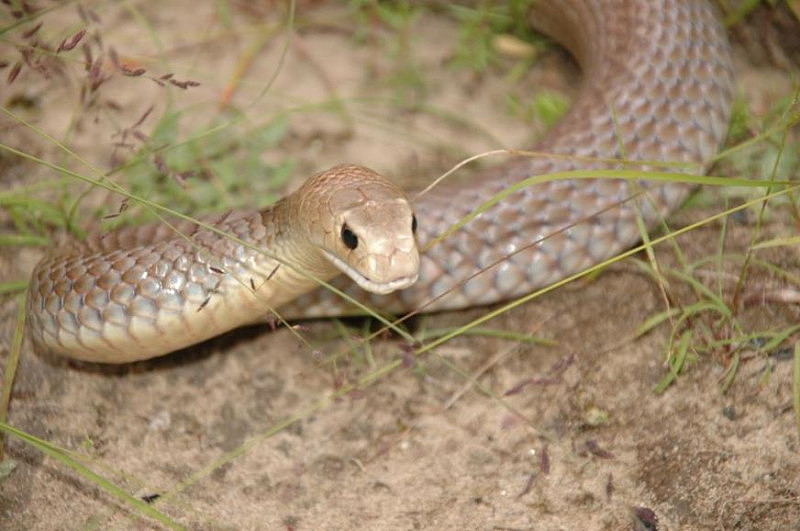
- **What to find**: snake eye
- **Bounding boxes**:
[341,224,358,250]
[411,215,417,234]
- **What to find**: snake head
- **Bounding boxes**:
[298,164,420,295]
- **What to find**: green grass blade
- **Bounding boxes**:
[0,422,185,531]
[653,329,692,394]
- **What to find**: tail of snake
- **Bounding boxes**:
[29,0,735,363]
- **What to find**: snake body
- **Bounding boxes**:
[28,0,735,363]
[29,166,419,362]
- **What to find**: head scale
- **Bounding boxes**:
[294,164,420,294]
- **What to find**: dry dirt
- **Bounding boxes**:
[1,1,799,530]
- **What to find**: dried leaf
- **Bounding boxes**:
[57,29,87,53]
[120,65,146,77]
[168,78,200,89]
[7,62,22,84]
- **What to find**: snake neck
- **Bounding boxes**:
[257,198,340,286]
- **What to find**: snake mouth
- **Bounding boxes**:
[322,250,418,295]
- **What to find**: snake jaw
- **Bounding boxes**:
[321,249,419,295]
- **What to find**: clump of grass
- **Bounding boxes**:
[1,1,299,233]
[634,87,800,394]
[348,0,427,104]
[446,1,538,74]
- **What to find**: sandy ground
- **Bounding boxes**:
[1,1,799,530]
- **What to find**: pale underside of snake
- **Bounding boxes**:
[28,0,735,363]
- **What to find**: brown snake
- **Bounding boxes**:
[28,0,735,363]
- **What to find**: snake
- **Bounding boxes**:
[28,0,735,363]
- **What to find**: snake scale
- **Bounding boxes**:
[28,0,735,363]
